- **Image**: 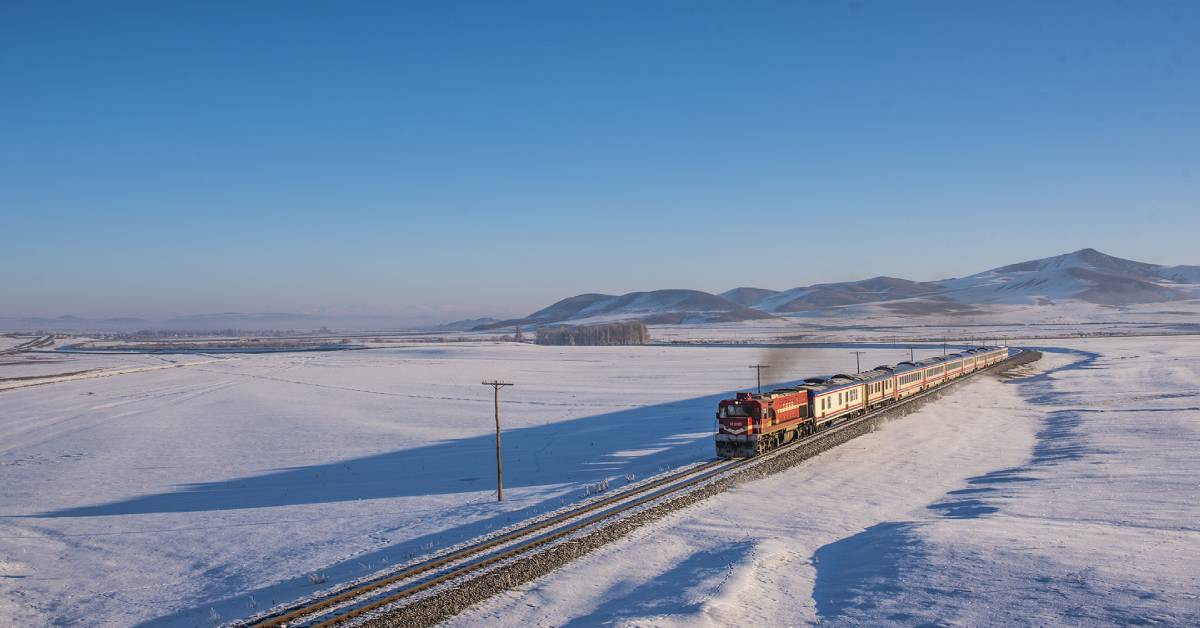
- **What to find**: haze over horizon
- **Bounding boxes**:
[4,2,1198,320]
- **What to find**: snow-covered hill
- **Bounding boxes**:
[477,289,775,329]
[505,249,1199,328]
[722,248,1200,317]
[750,277,941,313]
[936,248,1198,305]
[719,287,781,307]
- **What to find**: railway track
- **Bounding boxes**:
[0,334,53,355]
[240,349,1038,628]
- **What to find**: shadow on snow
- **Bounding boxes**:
[811,346,1104,623]
[13,383,798,627]
[562,541,756,627]
[812,522,929,623]
[29,385,786,519]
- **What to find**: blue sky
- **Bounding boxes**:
[2,1,1197,320]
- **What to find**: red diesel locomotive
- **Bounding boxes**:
[715,346,1009,458]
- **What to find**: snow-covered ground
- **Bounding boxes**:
[0,351,220,385]
[2,337,1196,626]
[452,337,1200,626]
[648,300,1200,344]
[0,337,29,352]
[0,342,926,626]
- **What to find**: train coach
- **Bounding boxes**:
[715,345,1010,458]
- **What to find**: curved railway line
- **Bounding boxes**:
[240,348,1040,628]
[0,334,54,355]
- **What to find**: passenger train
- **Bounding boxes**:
[715,346,1010,458]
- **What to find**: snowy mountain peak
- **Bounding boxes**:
[940,248,1194,305]
[995,248,1159,277]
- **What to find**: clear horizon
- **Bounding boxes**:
[4,2,1198,320]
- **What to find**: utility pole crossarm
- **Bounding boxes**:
[481,381,513,502]
[850,350,866,374]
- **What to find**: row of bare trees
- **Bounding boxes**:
[535,321,650,346]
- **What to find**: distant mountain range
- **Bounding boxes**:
[479,249,1200,329]
[7,249,1197,333]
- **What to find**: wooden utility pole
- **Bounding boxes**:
[748,364,769,394]
[851,351,866,373]
[481,380,513,502]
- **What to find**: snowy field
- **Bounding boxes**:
[647,301,1200,344]
[0,337,28,352]
[0,342,929,625]
[2,337,1196,626]
[0,351,220,383]
[453,336,1200,626]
